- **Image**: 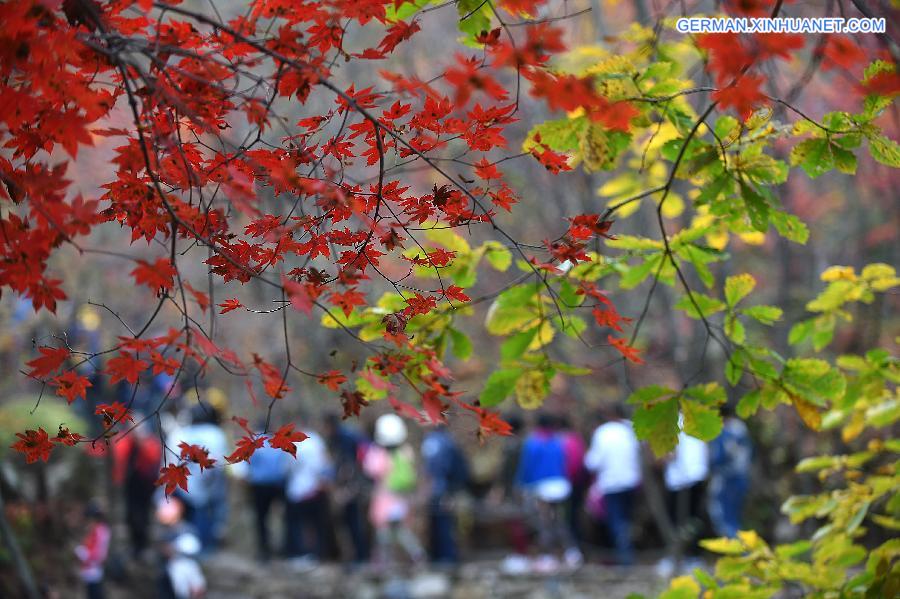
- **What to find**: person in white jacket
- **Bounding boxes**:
[284,430,332,562]
[583,404,642,566]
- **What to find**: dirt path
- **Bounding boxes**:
[200,552,668,598]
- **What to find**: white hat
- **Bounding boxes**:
[374,413,408,447]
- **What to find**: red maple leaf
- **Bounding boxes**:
[26,346,70,379]
[106,352,149,385]
[225,435,266,464]
[183,281,210,313]
[131,258,177,292]
[218,298,243,314]
[819,35,866,71]
[52,425,83,446]
[443,285,471,303]
[11,428,54,464]
[317,370,347,391]
[283,275,315,315]
[712,74,767,119]
[340,389,369,419]
[178,442,217,472]
[156,464,190,496]
[95,402,134,426]
[52,370,92,403]
[268,423,309,457]
[608,335,644,364]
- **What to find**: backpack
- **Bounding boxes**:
[386,448,416,494]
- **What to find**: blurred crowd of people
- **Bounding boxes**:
[74,389,753,599]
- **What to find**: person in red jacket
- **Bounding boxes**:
[113,420,162,558]
[75,501,111,599]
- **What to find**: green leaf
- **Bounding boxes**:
[605,235,664,251]
[448,328,473,360]
[479,368,524,407]
[500,327,538,361]
[770,210,809,244]
[675,293,725,319]
[628,385,677,405]
[742,305,783,325]
[456,0,492,43]
[740,183,769,233]
[726,349,746,386]
[866,132,900,167]
[782,358,846,406]
[681,399,722,441]
[725,273,756,307]
[736,389,761,418]
[385,0,431,20]
[485,285,540,335]
[788,319,814,346]
[795,455,840,473]
[790,138,857,178]
[482,241,512,271]
[620,253,663,289]
[633,396,679,456]
[725,314,746,344]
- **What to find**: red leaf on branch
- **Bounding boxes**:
[52,370,92,403]
[340,389,369,419]
[178,442,216,472]
[11,428,54,464]
[106,352,149,385]
[712,74,767,119]
[317,370,347,391]
[95,402,134,427]
[26,346,70,379]
[52,425,83,446]
[608,335,644,364]
[218,298,243,314]
[156,464,190,496]
[268,423,309,457]
[283,275,315,315]
[225,435,266,464]
[131,258,177,292]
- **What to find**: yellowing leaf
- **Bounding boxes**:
[793,396,822,430]
[515,370,550,410]
[700,537,746,555]
[737,231,766,245]
[725,273,756,307]
[821,265,857,282]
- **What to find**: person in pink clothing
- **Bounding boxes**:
[363,414,425,567]
[75,501,111,599]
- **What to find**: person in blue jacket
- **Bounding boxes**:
[708,405,753,538]
[246,431,290,561]
[516,413,582,572]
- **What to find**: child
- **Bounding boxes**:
[75,501,111,599]
[363,414,425,568]
[155,497,207,599]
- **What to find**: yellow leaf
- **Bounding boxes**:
[515,370,549,410]
[860,263,895,281]
[841,410,866,443]
[527,321,555,351]
[668,576,701,594]
[738,231,766,245]
[794,396,822,430]
[820,265,856,282]
[737,529,767,550]
[660,193,685,218]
